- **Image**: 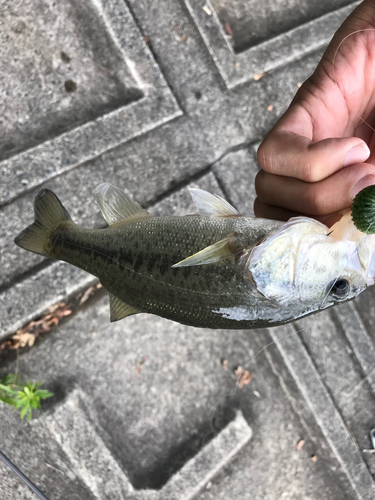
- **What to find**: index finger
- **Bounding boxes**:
[257,123,370,182]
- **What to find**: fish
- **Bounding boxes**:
[14,183,375,329]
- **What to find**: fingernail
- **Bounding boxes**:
[343,143,370,167]
[351,174,375,199]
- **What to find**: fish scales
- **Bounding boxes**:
[49,216,279,328]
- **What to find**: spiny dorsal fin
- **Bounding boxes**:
[108,293,141,322]
[95,183,152,225]
[172,237,234,267]
[189,188,239,217]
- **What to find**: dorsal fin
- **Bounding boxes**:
[108,293,141,322]
[189,188,239,217]
[95,183,152,225]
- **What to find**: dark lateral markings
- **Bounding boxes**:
[53,236,195,280]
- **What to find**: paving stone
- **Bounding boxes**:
[46,389,135,499]
[295,309,375,478]
[2,0,375,498]
[271,320,375,500]
[0,406,97,500]
[160,410,252,500]
[0,461,35,500]
[212,146,259,215]
[0,0,181,206]
[333,302,375,396]
[0,293,360,499]
[185,0,360,88]
[45,388,252,500]
[0,261,97,340]
[211,0,355,52]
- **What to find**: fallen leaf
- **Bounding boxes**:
[267,105,273,112]
[234,366,253,388]
[79,285,97,306]
[10,332,36,349]
[224,22,232,36]
[296,439,305,451]
[221,359,228,370]
[0,340,12,351]
[203,5,212,15]
[136,356,147,373]
[7,302,73,352]
[253,73,264,81]
[311,454,318,462]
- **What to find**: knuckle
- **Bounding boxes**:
[257,139,275,173]
[299,155,322,183]
[303,185,326,215]
[300,159,314,182]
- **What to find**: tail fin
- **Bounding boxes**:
[14,189,72,257]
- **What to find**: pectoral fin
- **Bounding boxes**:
[189,188,240,217]
[172,237,235,267]
[109,293,141,322]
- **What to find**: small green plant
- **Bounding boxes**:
[0,374,53,422]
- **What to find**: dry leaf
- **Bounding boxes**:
[296,439,305,451]
[253,73,264,81]
[311,455,318,462]
[234,366,253,388]
[203,5,212,15]
[267,105,273,112]
[136,356,147,373]
[7,302,73,352]
[224,22,232,36]
[0,340,12,351]
[221,359,228,370]
[79,285,97,306]
[11,332,36,349]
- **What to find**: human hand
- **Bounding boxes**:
[255,0,375,227]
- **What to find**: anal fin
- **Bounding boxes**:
[172,237,234,267]
[108,293,141,322]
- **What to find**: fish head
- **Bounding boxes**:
[247,217,373,319]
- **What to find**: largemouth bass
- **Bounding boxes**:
[14,184,375,329]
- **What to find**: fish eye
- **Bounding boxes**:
[329,278,350,301]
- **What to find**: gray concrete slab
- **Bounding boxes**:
[0,0,181,205]
[1,0,375,498]
[184,0,360,88]
[0,294,358,499]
